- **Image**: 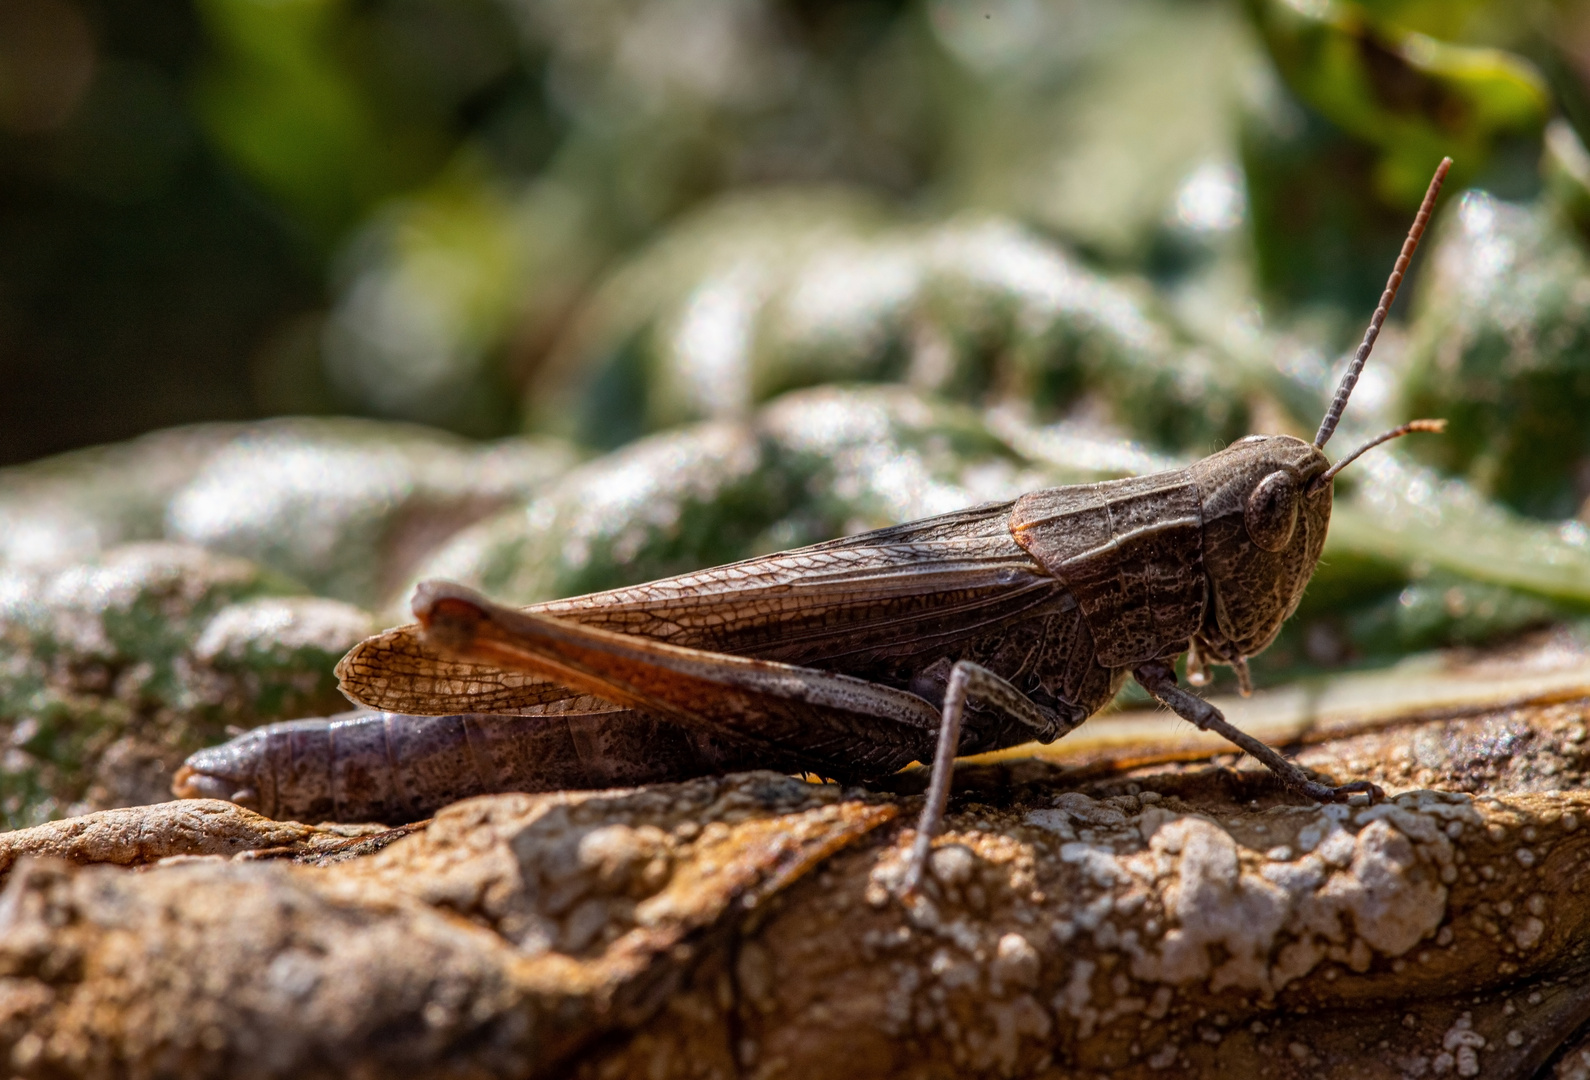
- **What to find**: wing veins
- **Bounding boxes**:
[337,500,1061,715]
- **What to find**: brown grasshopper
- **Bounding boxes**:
[179,160,1452,892]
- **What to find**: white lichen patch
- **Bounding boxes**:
[193,596,376,665]
[1424,1012,1487,1077]
[1014,794,1460,998]
[889,790,1463,1020]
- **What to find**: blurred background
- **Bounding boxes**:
[2,0,1587,464]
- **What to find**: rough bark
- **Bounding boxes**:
[6,692,1590,1078]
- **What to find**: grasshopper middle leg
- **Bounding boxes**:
[1132,659,1383,804]
[900,660,1079,896]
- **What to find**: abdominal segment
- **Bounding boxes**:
[173,709,756,824]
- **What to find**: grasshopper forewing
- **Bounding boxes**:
[193,158,1457,896]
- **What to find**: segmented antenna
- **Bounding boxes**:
[1312,418,1446,489]
[1313,157,1452,450]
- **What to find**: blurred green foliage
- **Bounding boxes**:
[2,0,1589,452]
[1247,0,1548,205]
[521,192,1255,451]
[1238,0,1553,310]
[0,6,1488,435]
[1400,180,1590,518]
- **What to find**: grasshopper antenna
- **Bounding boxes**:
[1311,418,1446,492]
[1313,156,1452,450]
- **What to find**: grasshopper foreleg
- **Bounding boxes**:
[1132,659,1383,804]
[899,661,1074,896]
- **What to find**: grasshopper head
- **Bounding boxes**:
[1182,155,1454,689]
[1189,434,1333,668]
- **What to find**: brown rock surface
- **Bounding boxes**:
[6,700,1590,1078]
[0,800,400,881]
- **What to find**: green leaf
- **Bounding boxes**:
[1249,0,1549,205]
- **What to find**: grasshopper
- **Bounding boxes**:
[182,160,1452,893]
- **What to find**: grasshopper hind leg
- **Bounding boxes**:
[1132,659,1385,805]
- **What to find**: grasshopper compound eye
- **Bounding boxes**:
[1245,470,1300,552]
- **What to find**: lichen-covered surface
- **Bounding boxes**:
[0,419,570,829]
[0,799,402,878]
[7,699,1590,1079]
[0,417,574,603]
[0,543,377,825]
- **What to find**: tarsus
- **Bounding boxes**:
[1313,157,1452,450]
